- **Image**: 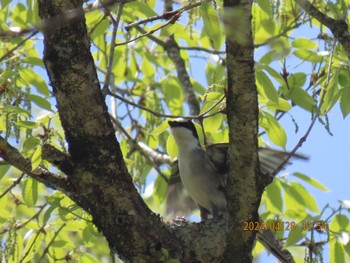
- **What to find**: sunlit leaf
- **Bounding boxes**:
[331,214,349,232]
[256,70,279,103]
[340,87,350,118]
[19,68,50,96]
[285,223,307,247]
[23,177,38,207]
[150,120,169,135]
[292,38,318,49]
[22,136,41,155]
[43,205,57,225]
[292,172,329,192]
[289,86,315,112]
[31,146,42,170]
[28,94,54,112]
[260,111,287,149]
[16,120,39,129]
[166,134,178,160]
[200,2,221,49]
[204,114,223,133]
[293,49,323,62]
[284,182,319,212]
[330,240,345,263]
[265,180,283,213]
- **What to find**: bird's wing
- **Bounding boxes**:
[206,143,308,175]
[205,143,229,174]
[258,148,308,175]
[166,160,198,215]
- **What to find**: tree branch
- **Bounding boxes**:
[294,0,350,59]
[223,0,261,261]
[0,136,71,194]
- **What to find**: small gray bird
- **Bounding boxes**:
[168,118,307,219]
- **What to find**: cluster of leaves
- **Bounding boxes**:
[0,0,350,262]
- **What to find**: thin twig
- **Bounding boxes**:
[102,1,125,94]
[179,46,226,54]
[0,204,47,234]
[110,117,170,182]
[0,173,26,200]
[19,223,47,263]
[124,1,202,31]
[273,41,337,175]
[116,14,181,46]
[37,223,66,263]
[0,31,38,63]
[108,90,225,120]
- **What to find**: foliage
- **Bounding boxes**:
[0,0,350,262]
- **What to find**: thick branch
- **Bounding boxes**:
[294,0,350,59]
[223,0,261,261]
[42,144,74,175]
[0,136,71,194]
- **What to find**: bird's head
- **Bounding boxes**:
[168,119,201,150]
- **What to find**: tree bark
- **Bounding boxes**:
[223,0,262,261]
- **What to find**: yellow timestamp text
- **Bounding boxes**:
[243,221,328,231]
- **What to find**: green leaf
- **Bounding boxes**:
[321,72,340,114]
[150,120,170,135]
[12,3,27,27]
[142,56,155,78]
[52,240,67,248]
[15,120,39,129]
[293,49,323,62]
[285,223,307,247]
[23,177,38,207]
[260,111,287,149]
[338,71,349,87]
[340,87,350,118]
[153,172,168,205]
[0,165,10,180]
[292,38,318,49]
[284,182,319,212]
[204,114,223,133]
[330,240,345,263]
[160,77,183,115]
[276,98,292,111]
[6,106,31,117]
[28,94,54,112]
[22,57,44,66]
[124,1,157,18]
[31,146,42,170]
[292,172,329,192]
[256,63,285,85]
[22,136,41,155]
[19,68,50,96]
[43,205,57,225]
[257,0,272,15]
[256,70,279,103]
[289,86,315,112]
[331,214,349,232]
[200,2,221,49]
[265,180,283,212]
[78,253,101,263]
[166,134,178,160]
[82,223,95,243]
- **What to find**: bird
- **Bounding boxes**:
[167,118,307,219]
